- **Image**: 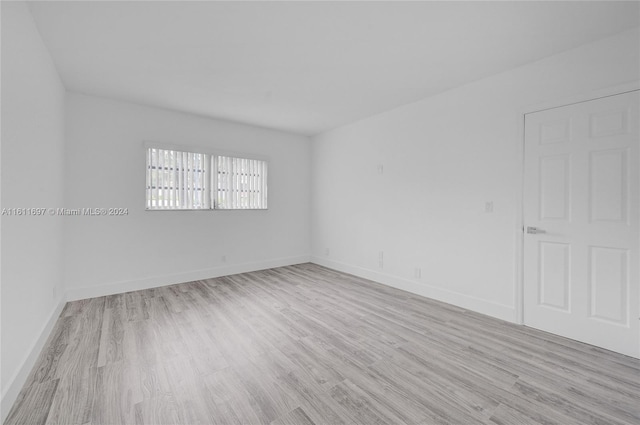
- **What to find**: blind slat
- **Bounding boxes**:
[146,148,152,208]
[187,153,193,209]
[172,151,178,208]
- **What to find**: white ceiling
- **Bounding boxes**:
[27,1,639,136]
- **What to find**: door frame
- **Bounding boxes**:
[515,81,640,326]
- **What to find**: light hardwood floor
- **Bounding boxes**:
[5,263,640,425]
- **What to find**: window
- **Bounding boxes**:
[146,147,267,210]
[215,156,268,209]
[146,148,209,210]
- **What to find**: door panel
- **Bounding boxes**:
[538,241,571,311]
[524,90,639,358]
[539,155,571,220]
[589,246,628,325]
[589,149,628,223]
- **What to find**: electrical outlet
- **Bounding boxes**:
[414,268,421,278]
[485,201,494,213]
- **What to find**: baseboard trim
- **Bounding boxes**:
[66,255,311,301]
[1,296,67,423]
[310,256,517,323]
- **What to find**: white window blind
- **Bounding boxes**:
[215,156,268,210]
[145,147,267,210]
[146,148,209,210]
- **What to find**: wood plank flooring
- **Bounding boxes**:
[5,263,640,425]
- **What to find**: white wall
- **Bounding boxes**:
[64,94,311,299]
[0,6,636,419]
[311,28,640,321]
[1,1,67,419]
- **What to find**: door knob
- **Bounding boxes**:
[526,226,546,234]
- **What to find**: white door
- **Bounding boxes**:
[523,90,639,358]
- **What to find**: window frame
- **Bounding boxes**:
[144,141,269,211]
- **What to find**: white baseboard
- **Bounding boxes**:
[311,256,517,323]
[1,296,67,424]
[66,255,311,301]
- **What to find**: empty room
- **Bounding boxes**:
[1,1,639,424]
